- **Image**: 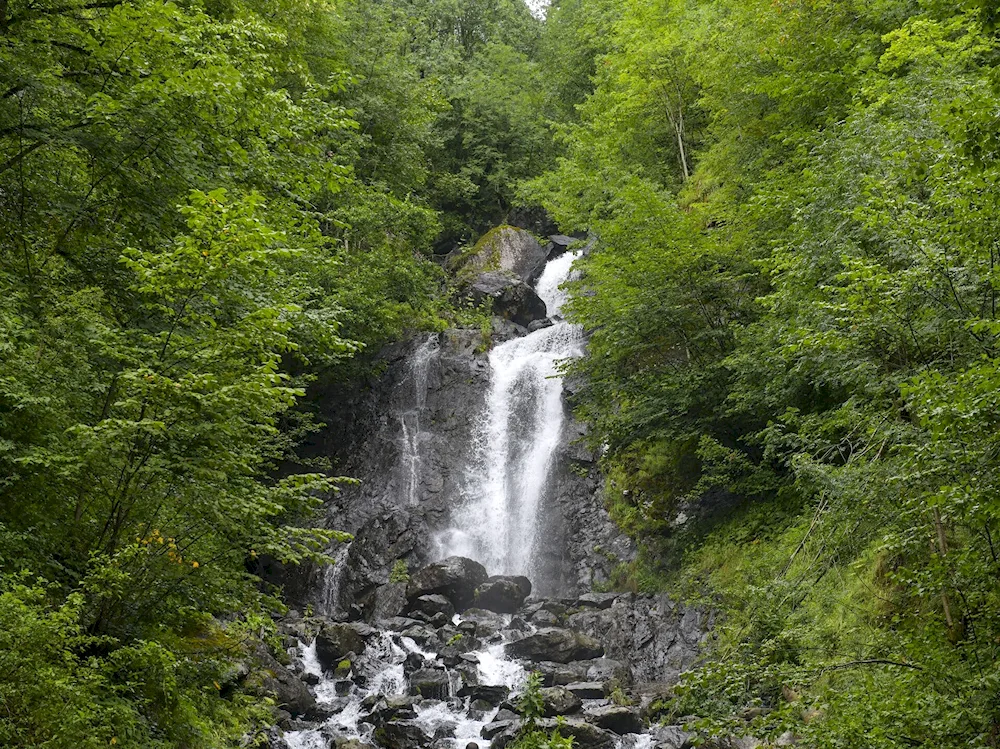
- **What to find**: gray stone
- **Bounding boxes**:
[260,661,316,718]
[374,721,432,749]
[506,628,604,663]
[411,594,456,618]
[648,725,695,749]
[458,684,510,706]
[531,609,561,627]
[473,575,532,614]
[584,705,644,735]
[408,668,451,700]
[454,226,550,283]
[470,272,548,328]
[368,583,408,621]
[407,557,489,611]
[461,608,509,639]
[535,661,588,686]
[565,682,607,699]
[527,318,554,332]
[576,593,619,610]
[315,623,368,672]
[539,686,583,717]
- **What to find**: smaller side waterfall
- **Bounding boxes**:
[438,250,583,580]
[399,335,438,506]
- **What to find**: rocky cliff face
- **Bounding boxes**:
[295,325,636,617]
[286,229,635,617]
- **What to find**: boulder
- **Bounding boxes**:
[452,226,550,283]
[406,557,489,611]
[473,576,532,614]
[537,719,615,749]
[527,318,554,333]
[315,623,367,671]
[530,609,561,627]
[481,719,519,741]
[506,628,604,664]
[367,583,408,622]
[408,668,451,700]
[584,705,644,735]
[458,684,510,706]
[539,686,583,717]
[460,608,509,639]
[375,721,432,749]
[648,725,695,749]
[260,661,316,718]
[410,594,456,619]
[574,658,632,685]
[565,682,607,699]
[535,661,589,687]
[576,593,619,610]
[470,272,548,328]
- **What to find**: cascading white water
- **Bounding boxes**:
[439,250,583,578]
[400,335,438,506]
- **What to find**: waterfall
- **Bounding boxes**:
[438,250,583,579]
[399,335,438,506]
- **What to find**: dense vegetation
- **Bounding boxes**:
[530,0,1000,746]
[0,0,549,745]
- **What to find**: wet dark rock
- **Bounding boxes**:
[368,583,408,622]
[411,594,456,619]
[337,740,377,749]
[379,616,421,632]
[565,682,607,699]
[399,625,437,647]
[412,610,450,628]
[458,684,510,705]
[576,593,619,610]
[470,273,548,328]
[315,623,368,671]
[374,720,432,749]
[584,705,644,735]
[260,659,317,718]
[402,652,425,674]
[489,717,617,749]
[460,608,508,639]
[406,557,489,611]
[506,627,604,663]
[535,661,588,687]
[539,686,583,717]
[527,318,554,332]
[301,671,321,686]
[473,576,532,614]
[481,719,518,741]
[530,609,561,627]
[408,668,451,700]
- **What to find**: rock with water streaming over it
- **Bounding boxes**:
[472,576,532,614]
[374,720,433,749]
[406,556,489,611]
[505,627,604,664]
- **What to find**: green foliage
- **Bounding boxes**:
[512,672,574,749]
[389,559,411,584]
[531,0,1000,745]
